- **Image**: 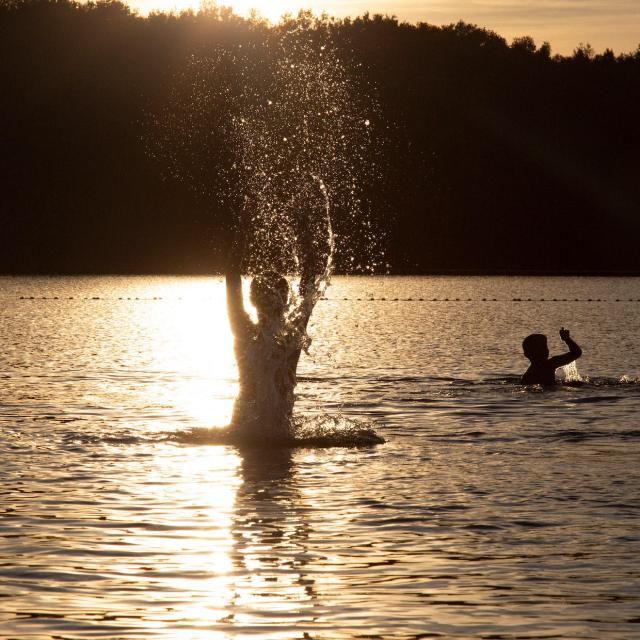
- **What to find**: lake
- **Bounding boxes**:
[1,275,639,639]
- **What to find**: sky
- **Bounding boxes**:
[127,0,640,55]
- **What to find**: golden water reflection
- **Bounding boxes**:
[109,279,333,634]
[112,279,321,632]
[116,445,239,633]
[3,276,640,638]
[144,279,238,428]
[117,443,319,638]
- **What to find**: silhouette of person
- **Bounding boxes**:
[521,327,582,385]
[225,180,332,441]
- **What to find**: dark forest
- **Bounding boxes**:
[1,0,639,274]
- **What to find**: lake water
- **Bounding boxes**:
[1,275,639,639]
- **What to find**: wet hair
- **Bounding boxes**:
[250,271,290,314]
[522,333,548,361]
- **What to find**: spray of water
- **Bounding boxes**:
[151,18,383,275]
[562,360,582,383]
[150,18,385,445]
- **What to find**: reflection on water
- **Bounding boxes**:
[1,276,640,639]
[137,278,236,428]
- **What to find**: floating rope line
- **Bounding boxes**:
[319,297,635,302]
[16,296,169,301]
[12,296,640,302]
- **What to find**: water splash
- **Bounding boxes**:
[562,360,583,383]
[167,415,385,449]
[228,178,333,440]
[150,19,385,444]
[151,19,383,274]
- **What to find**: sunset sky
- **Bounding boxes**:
[127,0,640,55]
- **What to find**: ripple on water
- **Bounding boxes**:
[2,276,640,639]
[167,414,385,449]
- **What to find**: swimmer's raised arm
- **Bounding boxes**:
[549,327,582,369]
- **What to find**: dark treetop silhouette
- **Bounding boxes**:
[2,0,640,274]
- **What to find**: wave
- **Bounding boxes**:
[538,429,640,442]
[485,375,640,389]
[301,373,640,388]
[52,413,385,451]
[167,414,385,449]
[567,395,624,404]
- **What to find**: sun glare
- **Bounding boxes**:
[137,0,327,22]
[225,0,308,21]
[141,278,240,429]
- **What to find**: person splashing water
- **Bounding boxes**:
[226,177,332,442]
[152,29,385,446]
[521,327,582,386]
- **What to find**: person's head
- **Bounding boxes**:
[250,271,290,322]
[522,333,549,362]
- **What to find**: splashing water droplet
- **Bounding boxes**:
[148,24,386,442]
[563,361,582,383]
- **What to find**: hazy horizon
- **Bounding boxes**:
[122,0,640,55]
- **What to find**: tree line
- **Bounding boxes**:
[1,0,639,274]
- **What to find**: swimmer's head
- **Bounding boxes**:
[250,271,290,320]
[522,333,548,362]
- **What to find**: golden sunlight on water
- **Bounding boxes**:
[2,276,640,639]
[143,279,238,428]
[81,442,249,640]
[156,292,235,427]
[135,446,241,630]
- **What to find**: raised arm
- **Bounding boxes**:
[549,327,582,369]
[225,228,253,338]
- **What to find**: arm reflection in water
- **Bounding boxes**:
[225,179,332,442]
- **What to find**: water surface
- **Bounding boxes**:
[1,276,639,639]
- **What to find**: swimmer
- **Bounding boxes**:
[521,327,582,386]
[225,180,332,440]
